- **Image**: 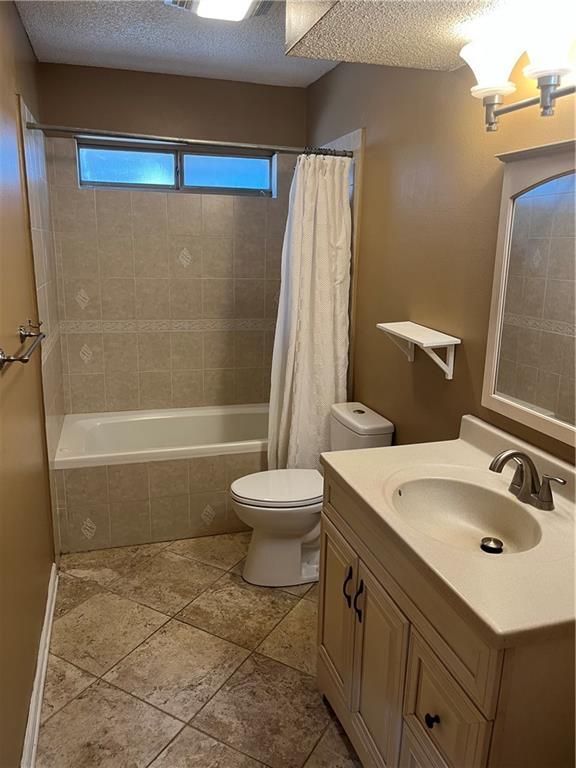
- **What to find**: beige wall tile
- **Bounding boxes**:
[95,189,132,237]
[534,370,560,413]
[135,279,170,319]
[529,196,555,238]
[538,332,565,374]
[202,195,233,236]
[131,191,167,234]
[98,235,135,278]
[234,196,267,239]
[234,279,264,318]
[264,280,280,319]
[103,333,139,373]
[169,279,202,319]
[149,460,189,498]
[557,375,575,422]
[64,278,102,320]
[49,137,78,188]
[105,371,140,411]
[225,452,267,485]
[167,194,202,236]
[108,463,149,502]
[59,232,99,278]
[234,236,265,278]
[189,492,228,537]
[171,332,203,370]
[552,194,576,237]
[189,456,227,493]
[53,187,96,234]
[134,233,169,278]
[138,333,171,372]
[204,331,234,368]
[67,503,111,551]
[234,331,264,368]
[172,370,204,407]
[202,279,234,319]
[235,368,264,404]
[140,371,172,409]
[169,236,202,278]
[543,279,575,322]
[203,369,234,405]
[522,277,545,318]
[110,500,151,547]
[516,327,541,369]
[151,496,190,541]
[201,237,233,277]
[65,466,109,506]
[69,373,106,412]
[265,235,283,279]
[101,278,136,320]
[67,334,104,374]
[561,336,575,377]
[548,237,576,280]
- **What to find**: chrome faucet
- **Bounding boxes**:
[489,449,566,511]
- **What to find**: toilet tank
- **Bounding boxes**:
[330,402,394,450]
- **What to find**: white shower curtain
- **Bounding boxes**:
[267,154,353,470]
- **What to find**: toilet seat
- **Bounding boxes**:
[230,469,323,509]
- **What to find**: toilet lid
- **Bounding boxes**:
[230,469,324,509]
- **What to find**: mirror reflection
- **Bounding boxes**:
[496,172,575,426]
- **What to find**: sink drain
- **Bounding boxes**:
[480,537,504,554]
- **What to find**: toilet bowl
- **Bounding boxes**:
[230,469,323,587]
[231,402,395,587]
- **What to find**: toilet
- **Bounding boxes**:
[230,402,394,587]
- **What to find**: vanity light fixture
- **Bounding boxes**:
[164,0,271,21]
[460,4,576,131]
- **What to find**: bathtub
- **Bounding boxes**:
[55,403,268,469]
[53,404,268,553]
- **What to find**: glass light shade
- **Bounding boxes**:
[460,39,522,98]
[523,38,574,79]
[196,0,254,21]
[522,1,575,79]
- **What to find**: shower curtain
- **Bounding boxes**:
[267,153,353,470]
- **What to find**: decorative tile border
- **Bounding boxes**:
[60,318,277,335]
[504,313,575,337]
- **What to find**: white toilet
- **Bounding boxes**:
[230,402,394,587]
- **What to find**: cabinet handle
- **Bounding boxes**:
[424,713,440,729]
[353,579,364,623]
[342,565,353,607]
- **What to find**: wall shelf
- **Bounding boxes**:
[376,321,461,380]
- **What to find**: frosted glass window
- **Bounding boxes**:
[183,154,271,193]
[78,146,176,187]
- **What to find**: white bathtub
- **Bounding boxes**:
[54,403,269,469]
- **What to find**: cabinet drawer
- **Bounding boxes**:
[404,632,492,768]
[399,721,449,768]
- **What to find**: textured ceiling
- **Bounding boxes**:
[16,0,338,87]
[288,0,514,71]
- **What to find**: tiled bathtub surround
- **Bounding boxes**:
[47,137,295,412]
[498,173,575,424]
[55,451,266,552]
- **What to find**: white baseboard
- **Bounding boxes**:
[20,564,58,768]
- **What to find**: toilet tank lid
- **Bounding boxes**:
[331,402,394,436]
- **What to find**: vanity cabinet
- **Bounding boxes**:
[318,471,575,768]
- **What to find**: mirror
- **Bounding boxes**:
[483,142,575,446]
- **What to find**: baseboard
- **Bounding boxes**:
[20,564,58,768]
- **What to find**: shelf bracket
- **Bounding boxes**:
[387,335,415,362]
[376,322,461,381]
[422,345,455,380]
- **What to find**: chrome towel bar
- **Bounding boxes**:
[0,323,45,371]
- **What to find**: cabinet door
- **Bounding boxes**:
[350,561,410,767]
[318,516,358,704]
[399,721,449,768]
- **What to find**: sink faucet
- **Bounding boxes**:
[489,449,566,511]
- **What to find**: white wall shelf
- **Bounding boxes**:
[376,321,461,380]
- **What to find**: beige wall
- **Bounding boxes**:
[48,138,294,413]
[38,63,308,146]
[0,3,54,765]
[307,58,575,463]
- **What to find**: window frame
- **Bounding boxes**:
[77,141,275,197]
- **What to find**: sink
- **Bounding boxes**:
[389,473,542,554]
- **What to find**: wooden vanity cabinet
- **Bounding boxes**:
[317,473,575,768]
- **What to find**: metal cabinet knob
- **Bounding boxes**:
[424,713,440,729]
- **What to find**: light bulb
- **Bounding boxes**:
[196,0,254,21]
[522,2,575,79]
[460,38,523,98]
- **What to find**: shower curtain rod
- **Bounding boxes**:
[25,122,354,158]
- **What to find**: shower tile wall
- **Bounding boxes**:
[499,173,575,423]
[47,138,295,413]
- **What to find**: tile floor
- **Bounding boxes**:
[38,532,362,768]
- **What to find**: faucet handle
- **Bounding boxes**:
[538,475,567,510]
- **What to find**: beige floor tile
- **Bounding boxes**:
[303,582,319,602]
[60,542,169,587]
[36,679,182,768]
[40,655,96,724]
[282,581,316,598]
[54,573,105,619]
[303,719,362,767]
[192,653,329,768]
[149,725,266,767]
[177,572,298,649]
[257,599,318,675]
[104,619,249,721]
[50,592,167,676]
[168,532,251,570]
[110,550,225,615]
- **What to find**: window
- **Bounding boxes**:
[77,144,274,196]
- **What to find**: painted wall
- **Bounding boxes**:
[307,58,575,462]
[37,63,308,146]
[0,3,54,764]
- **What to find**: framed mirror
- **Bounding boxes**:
[483,140,575,447]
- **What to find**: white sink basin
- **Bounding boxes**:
[389,473,542,554]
